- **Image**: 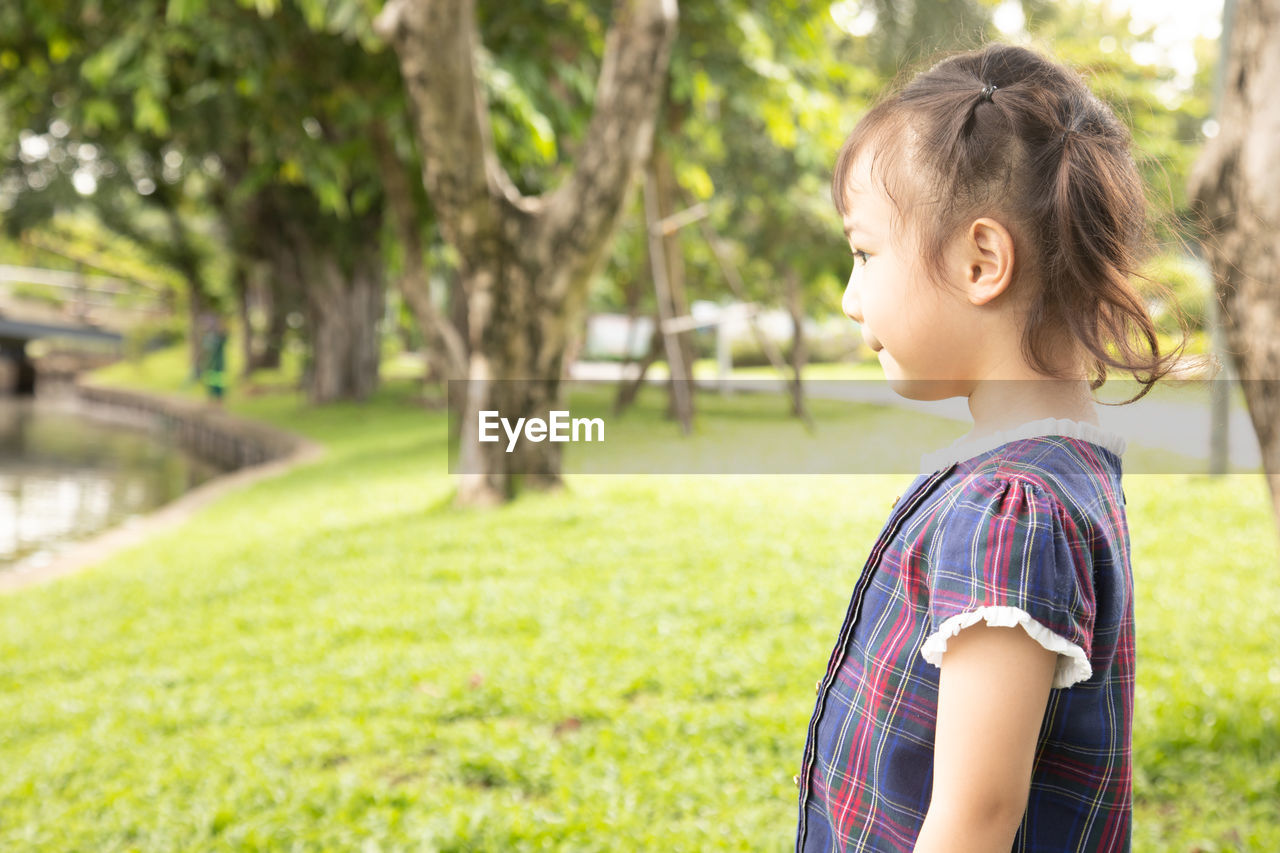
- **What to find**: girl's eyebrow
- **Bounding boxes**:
[843,221,873,238]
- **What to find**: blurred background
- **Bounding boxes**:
[3,0,1279,850]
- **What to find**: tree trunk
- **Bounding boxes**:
[236,190,291,374]
[257,260,289,371]
[295,224,385,404]
[650,143,697,424]
[644,162,693,433]
[378,0,678,506]
[371,119,467,385]
[614,317,662,415]
[613,210,650,409]
[450,245,571,502]
[785,266,810,423]
[233,261,256,379]
[1188,0,1280,533]
[154,199,210,384]
[448,270,469,378]
[256,234,305,379]
[186,281,207,383]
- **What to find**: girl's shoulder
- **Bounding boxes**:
[919,418,1125,490]
[925,435,1128,544]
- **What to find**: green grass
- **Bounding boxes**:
[88,340,209,398]
[1,346,1276,850]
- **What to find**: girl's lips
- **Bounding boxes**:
[864,330,883,352]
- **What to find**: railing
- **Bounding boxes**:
[0,264,171,323]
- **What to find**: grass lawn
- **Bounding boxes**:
[1,346,1277,850]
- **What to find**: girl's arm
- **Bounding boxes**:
[913,622,1057,852]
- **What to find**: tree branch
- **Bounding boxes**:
[375,0,520,255]
[370,118,468,380]
[542,0,678,293]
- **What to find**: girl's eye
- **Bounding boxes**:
[851,249,870,266]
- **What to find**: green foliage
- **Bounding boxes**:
[844,0,998,77]
[586,0,1221,341]
[479,51,561,180]
[2,0,1220,372]
[1024,0,1218,244]
[728,332,861,368]
[0,216,194,349]
[471,0,610,194]
[1,0,400,296]
[1140,251,1210,335]
[5,281,61,306]
[122,313,189,360]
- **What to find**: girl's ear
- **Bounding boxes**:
[958,217,1016,307]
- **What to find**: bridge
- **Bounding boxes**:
[0,264,152,395]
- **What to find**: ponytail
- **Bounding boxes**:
[1042,105,1185,399]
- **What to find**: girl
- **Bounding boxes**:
[796,43,1189,852]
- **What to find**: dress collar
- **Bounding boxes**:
[918,417,1127,475]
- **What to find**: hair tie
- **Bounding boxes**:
[979,82,998,103]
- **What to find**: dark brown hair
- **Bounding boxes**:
[832,42,1193,404]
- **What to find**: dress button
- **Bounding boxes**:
[815,678,822,695]
[891,494,901,507]
[793,773,801,788]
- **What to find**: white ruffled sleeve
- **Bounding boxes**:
[920,605,1093,690]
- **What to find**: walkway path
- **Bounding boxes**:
[568,361,1262,473]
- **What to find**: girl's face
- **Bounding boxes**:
[839,151,980,398]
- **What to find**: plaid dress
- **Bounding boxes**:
[796,419,1133,852]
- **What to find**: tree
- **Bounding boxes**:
[651,1,853,423]
[1,0,396,404]
[376,0,678,506]
[0,3,224,380]
[1189,0,1280,533]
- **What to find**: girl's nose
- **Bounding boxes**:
[841,265,863,323]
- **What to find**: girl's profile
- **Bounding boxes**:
[796,42,1187,852]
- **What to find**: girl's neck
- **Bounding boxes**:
[963,377,1098,443]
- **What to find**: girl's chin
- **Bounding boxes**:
[876,349,894,377]
[886,376,968,402]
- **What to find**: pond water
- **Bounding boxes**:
[0,390,226,575]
